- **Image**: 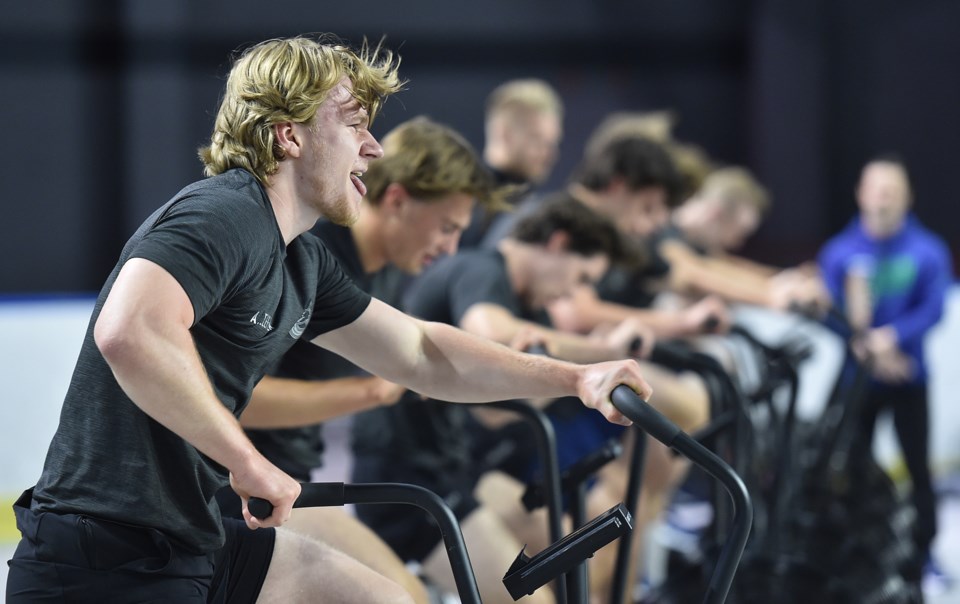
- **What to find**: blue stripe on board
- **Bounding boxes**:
[0,292,97,305]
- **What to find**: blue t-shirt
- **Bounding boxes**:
[818,214,953,385]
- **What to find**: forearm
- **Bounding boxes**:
[671,259,772,306]
[591,302,699,339]
[409,320,585,403]
[461,302,629,364]
[316,300,649,427]
[551,291,689,339]
[710,254,779,279]
[241,375,397,428]
[543,328,628,364]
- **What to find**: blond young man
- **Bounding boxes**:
[655,166,825,311]
[7,37,650,604]
[222,116,506,603]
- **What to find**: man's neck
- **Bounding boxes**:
[496,239,531,300]
[485,149,530,186]
[568,183,604,211]
[264,173,321,246]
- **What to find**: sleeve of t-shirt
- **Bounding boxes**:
[301,239,372,340]
[447,255,518,325]
[129,192,264,324]
[889,238,954,344]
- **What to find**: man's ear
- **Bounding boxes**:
[273,122,302,159]
[545,230,570,253]
[704,197,727,220]
[380,182,409,214]
[605,176,628,198]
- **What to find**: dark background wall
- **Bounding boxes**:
[2,0,957,293]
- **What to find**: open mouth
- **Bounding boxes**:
[350,171,367,197]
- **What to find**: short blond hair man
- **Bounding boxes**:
[8,35,652,604]
[460,79,565,248]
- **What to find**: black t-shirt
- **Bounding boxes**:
[31,169,371,554]
[353,249,527,473]
[595,220,698,308]
[404,248,525,324]
[246,221,405,480]
[479,192,543,249]
[651,221,707,258]
[594,265,664,309]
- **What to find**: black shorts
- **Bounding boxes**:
[6,489,275,604]
[351,457,481,562]
[210,515,276,603]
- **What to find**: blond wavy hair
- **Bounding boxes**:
[699,166,770,215]
[199,35,403,183]
[363,116,510,211]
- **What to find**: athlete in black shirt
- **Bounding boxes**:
[354,197,701,603]
[220,116,501,603]
[8,37,652,604]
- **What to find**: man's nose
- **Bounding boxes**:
[441,233,461,256]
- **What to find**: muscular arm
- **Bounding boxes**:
[458,302,632,364]
[93,258,298,527]
[660,239,775,306]
[241,375,405,428]
[456,302,709,432]
[548,285,726,339]
[312,298,652,424]
[711,251,780,279]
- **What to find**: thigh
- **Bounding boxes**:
[352,456,480,563]
[283,507,429,604]
[257,526,411,604]
[421,506,553,604]
[636,361,710,432]
[474,470,554,556]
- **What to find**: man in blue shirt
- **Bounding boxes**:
[818,155,953,584]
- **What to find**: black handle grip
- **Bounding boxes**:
[249,497,273,520]
[248,482,346,520]
[649,341,696,369]
[610,385,682,446]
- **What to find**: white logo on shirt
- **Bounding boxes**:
[249,311,274,332]
[289,302,313,339]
